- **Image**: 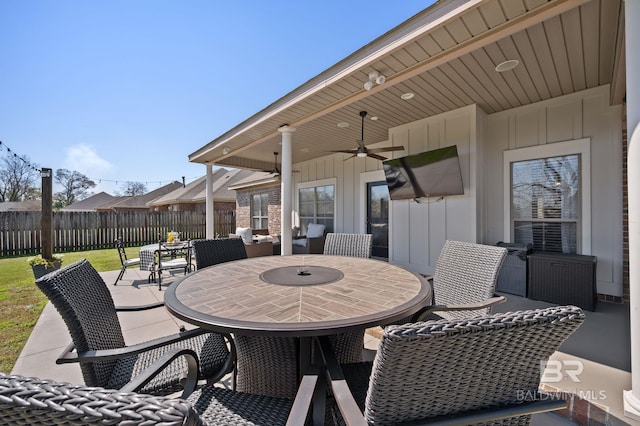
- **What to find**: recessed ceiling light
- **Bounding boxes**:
[401,92,414,100]
[370,116,378,121]
[337,122,349,128]
[300,148,309,152]
[495,59,519,72]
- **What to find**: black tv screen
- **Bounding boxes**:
[382,145,464,200]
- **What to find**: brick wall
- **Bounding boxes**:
[235,184,282,235]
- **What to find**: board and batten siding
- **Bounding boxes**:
[486,84,623,297]
[292,85,622,296]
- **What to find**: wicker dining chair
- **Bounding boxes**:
[0,370,318,426]
[35,259,235,397]
[113,237,140,285]
[322,232,374,364]
[411,239,508,322]
[192,238,248,270]
[321,305,585,425]
[323,232,373,259]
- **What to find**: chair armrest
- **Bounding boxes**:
[120,347,200,399]
[317,336,368,426]
[412,296,506,322]
[56,327,211,364]
[115,301,165,311]
[285,364,321,426]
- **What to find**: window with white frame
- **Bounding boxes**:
[298,184,334,235]
[511,155,580,253]
[251,193,269,230]
[504,138,591,255]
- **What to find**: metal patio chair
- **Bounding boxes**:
[412,239,508,322]
[192,237,248,270]
[0,370,318,425]
[35,259,235,397]
[113,237,140,285]
[156,239,192,289]
[321,305,585,425]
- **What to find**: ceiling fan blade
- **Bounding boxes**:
[343,154,357,162]
[367,153,388,161]
[330,149,358,154]
[367,146,405,153]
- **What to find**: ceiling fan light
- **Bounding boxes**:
[356,152,367,158]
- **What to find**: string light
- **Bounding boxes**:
[0,140,42,173]
[0,140,201,189]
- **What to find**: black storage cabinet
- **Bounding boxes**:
[495,242,533,297]
[528,252,597,311]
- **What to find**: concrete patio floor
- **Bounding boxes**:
[10,266,637,425]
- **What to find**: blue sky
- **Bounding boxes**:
[1,1,432,196]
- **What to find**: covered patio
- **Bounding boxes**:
[11,268,632,424]
[188,0,639,422]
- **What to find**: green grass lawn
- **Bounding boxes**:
[0,246,141,374]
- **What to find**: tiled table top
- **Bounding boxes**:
[165,255,431,337]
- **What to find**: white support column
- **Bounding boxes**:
[279,125,295,255]
[624,0,640,420]
[205,163,215,239]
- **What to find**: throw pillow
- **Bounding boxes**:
[306,223,325,238]
[235,227,253,244]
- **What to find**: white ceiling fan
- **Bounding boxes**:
[331,111,405,160]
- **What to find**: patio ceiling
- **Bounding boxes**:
[189,0,625,172]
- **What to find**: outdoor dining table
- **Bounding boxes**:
[164,254,431,424]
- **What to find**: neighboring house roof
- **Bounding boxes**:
[228,171,279,190]
[147,169,264,207]
[0,199,42,211]
[61,192,118,211]
[101,181,183,210]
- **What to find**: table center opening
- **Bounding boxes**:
[259,265,344,286]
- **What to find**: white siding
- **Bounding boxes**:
[293,85,622,296]
[487,85,623,296]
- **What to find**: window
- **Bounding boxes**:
[251,193,268,230]
[298,184,334,235]
[511,155,580,253]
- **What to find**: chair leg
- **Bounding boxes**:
[114,266,126,285]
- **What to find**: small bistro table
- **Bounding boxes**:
[164,255,431,423]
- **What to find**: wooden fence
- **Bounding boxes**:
[0,210,236,257]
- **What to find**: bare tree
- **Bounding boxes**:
[121,181,147,196]
[0,154,40,201]
[54,169,96,206]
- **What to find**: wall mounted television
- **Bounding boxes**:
[382,145,464,201]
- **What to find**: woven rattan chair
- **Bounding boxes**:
[192,238,248,270]
[323,232,373,258]
[412,239,508,322]
[322,233,374,364]
[35,259,235,397]
[321,305,585,425]
[113,237,140,285]
[0,371,320,425]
